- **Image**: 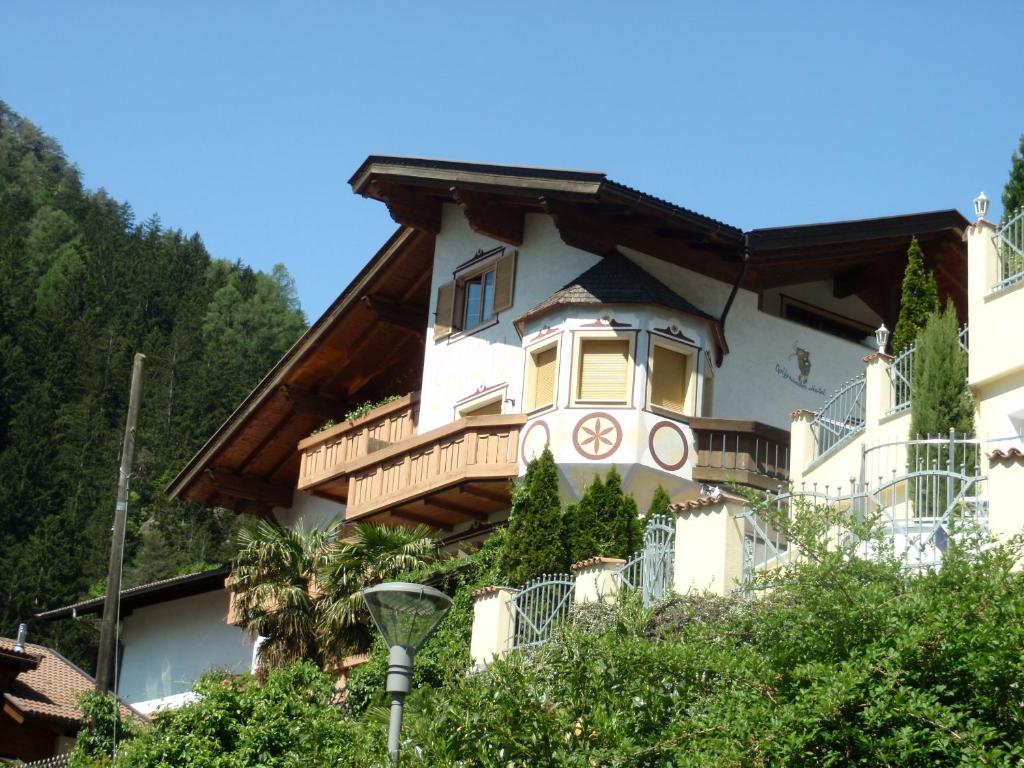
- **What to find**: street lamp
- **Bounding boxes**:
[875,323,889,354]
[362,582,452,766]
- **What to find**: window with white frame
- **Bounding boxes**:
[572,333,635,406]
[647,336,698,417]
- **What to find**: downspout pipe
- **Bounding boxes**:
[715,235,751,365]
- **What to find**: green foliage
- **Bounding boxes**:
[344,394,401,423]
[1003,132,1024,219]
[645,484,671,522]
[113,662,369,768]
[891,237,940,355]
[0,101,306,666]
[502,447,568,583]
[564,467,642,564]
[69,691,138,768]
[395,527,1024,766]
[230,519,436,672]
[910,302,974,440]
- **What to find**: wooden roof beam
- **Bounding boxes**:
[204,469,294,508]
[539,196,618,256]
[281,385,341,419]
[389,506,454,531]
[360,295,426,338]
[425,494,489,521]
[369,180,441,234]
[451,186,524,245]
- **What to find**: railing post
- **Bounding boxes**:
[789,409,816,485]
[470,586,516,668]
[571,557,625,604]
[672,492,749,596]
[863,351,893,428]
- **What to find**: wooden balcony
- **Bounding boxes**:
[343,414,526,529]
[297,393,420,497]
[689,418,790,493]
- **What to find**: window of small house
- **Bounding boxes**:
[524,343,558,412]
[574,337,632,405]
[647,339,696,416]
[434,248,516,341]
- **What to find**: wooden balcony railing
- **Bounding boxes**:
[689,417,790,493]
[343,414,527,528]
[297,393,419,496]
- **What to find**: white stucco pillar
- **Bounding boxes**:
[672,495,749,596]
[571,557,625,604]
[986,455,1024,559]
[862,352,894,429]
[470,586,517,668]
[789,409,816,485]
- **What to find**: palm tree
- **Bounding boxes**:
[317,522,438,660]
[230,518,437,673]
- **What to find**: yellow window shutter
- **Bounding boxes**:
[492,251,516,313]
[578,339,629,402]
[651,345,688,413]
[434,281,456,340]
[531,346,557,409]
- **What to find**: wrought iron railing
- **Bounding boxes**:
[615,514,674,606]
[886,325,968,415]
[994,207,1024,291]
[742,433,987,589]
[810,374,866,459]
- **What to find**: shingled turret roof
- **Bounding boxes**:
[515,252,723,348]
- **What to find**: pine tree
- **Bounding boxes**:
[502,448,567,584]
[891,237,940,355]
[1002,133,1024,221]
[646,485,671,523]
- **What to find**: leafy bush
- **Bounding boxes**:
[69,691,138,768]
[113,662,368,767]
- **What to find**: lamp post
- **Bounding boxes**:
[362,582,452,767]
[875,323,889,354]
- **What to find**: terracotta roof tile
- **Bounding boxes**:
[570,556,626,572]
[989,447,1024,461]
[0,638,142,727]
[669,490,749,512]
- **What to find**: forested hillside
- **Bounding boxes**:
[0,101,307,664]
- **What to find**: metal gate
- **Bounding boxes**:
[616,514,675,606]
[507,573,575,651]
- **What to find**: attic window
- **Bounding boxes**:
[434,249,516,340]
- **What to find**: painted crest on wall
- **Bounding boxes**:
[776,344,827,396]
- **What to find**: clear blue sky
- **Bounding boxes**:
[3,2,1023,320]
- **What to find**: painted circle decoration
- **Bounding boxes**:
[520,420,551,464]
[572,412,623,461]
[648,420,689,471]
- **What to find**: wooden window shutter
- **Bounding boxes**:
[651,345,688,413]
[531,346,558,409]
[434,281,456,340]
[577,339,629,402]
[492,251,516,313]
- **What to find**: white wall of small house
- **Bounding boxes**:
[621,248,872,430]
[273,490,345,531]
[117,589,255,712]
[419,206,600,433]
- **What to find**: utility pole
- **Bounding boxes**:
[95,352,145,694]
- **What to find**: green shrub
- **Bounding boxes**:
[69,691,138,768]
[891,236,940,355]
[564,467,641,564]
[502,447,568,583]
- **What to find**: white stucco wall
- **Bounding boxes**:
[273,490,345,531]
[419,207,600,432]
[621,248,872,429]
[117,589,255,709]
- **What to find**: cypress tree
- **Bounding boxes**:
[646,485,671,523]
[1002,133,1024,220]
[891,237,940,355]
[566,468,642,563]
[503,447,567,584]
[909,302,974,441]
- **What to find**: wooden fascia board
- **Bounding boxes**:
[165,226,420,503]
[350,161,604,199]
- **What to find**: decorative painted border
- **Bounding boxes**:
[648,420,689,471]
[520,419,551,465]
[571,412,623,460]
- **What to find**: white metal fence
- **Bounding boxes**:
[886,325,969,415]
[810,374,866,459]
[994,207,1024,291]
[615,515,675,607]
